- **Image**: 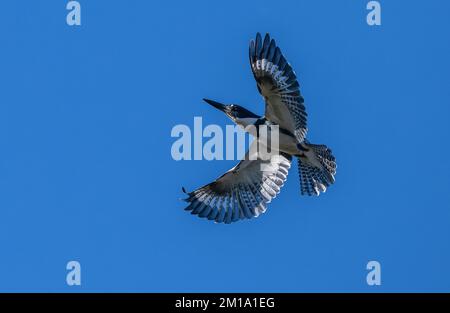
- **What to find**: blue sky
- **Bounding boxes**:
[0,0,449,292]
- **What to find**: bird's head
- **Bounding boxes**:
[203,98,259,128]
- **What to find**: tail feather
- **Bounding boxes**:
[297,142,336,196]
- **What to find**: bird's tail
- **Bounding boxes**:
[297,141,337,196]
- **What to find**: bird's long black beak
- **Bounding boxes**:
[203,98,227,113]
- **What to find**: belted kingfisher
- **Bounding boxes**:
[182,33,337,224]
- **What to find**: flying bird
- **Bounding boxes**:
[182,33,337,224]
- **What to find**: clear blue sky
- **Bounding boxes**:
[1,0,449,292]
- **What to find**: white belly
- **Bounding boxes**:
[256,127,300,155]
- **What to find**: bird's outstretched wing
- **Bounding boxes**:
[249,33,307,142]
[183,144,292,224]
